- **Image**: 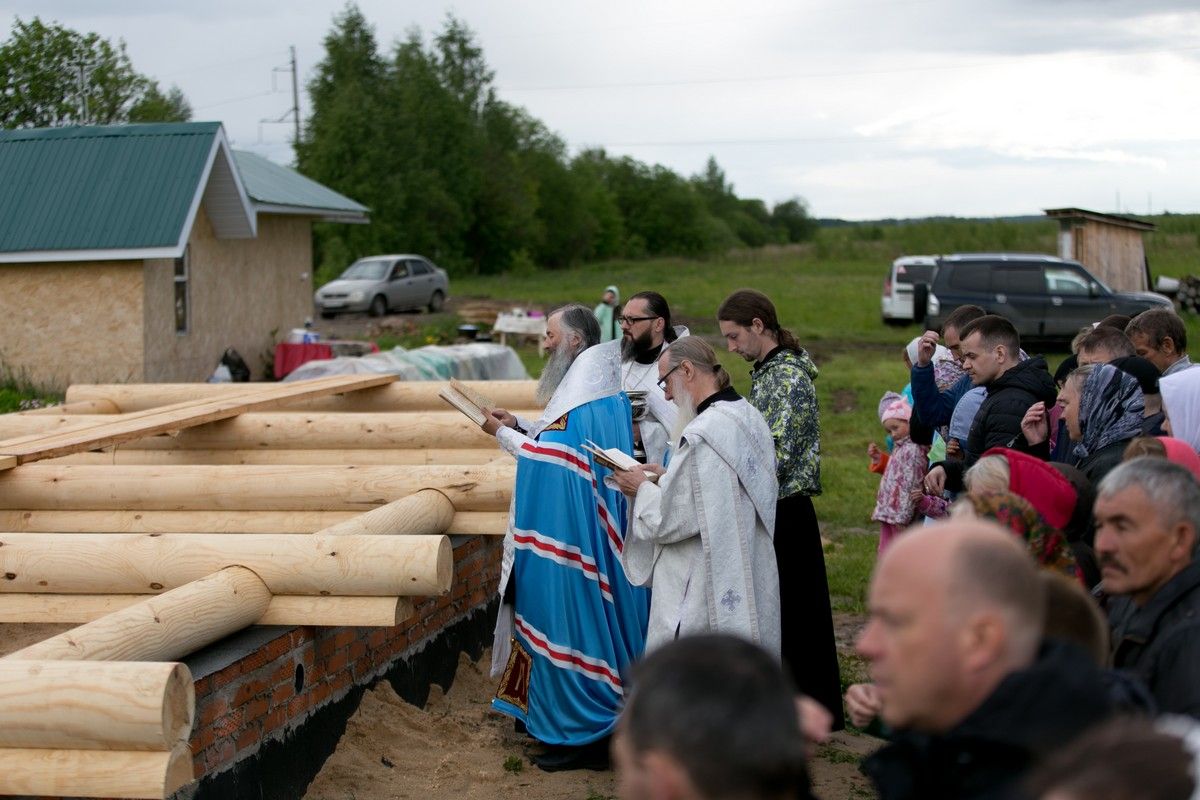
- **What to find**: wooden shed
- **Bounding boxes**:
[0,122,368,390]
[1044,207,1155,293]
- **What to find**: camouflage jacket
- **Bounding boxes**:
[749,347,822,498]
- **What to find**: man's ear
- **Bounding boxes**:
[1170,521,1197,563]
[1161,336,1179,357]
[643,750,694,800]
[751,318,766,335]
[958,610,1007,674]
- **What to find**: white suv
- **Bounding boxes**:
[881,256,937,323]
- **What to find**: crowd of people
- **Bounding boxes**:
[478,287,1200,799]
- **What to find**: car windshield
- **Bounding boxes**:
[340,259,389,281]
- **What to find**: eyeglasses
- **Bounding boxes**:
[656,362,685,391]
[617,315,659,326]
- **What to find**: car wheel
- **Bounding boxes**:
[428,290,445,312]
[368,295,387,317]
[320,311,336,320]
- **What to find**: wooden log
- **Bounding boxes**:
[4,566,270,662]
[319,489,455,537]
[0,660,193,750]
[0,374,397,466]
[21,399,121,415]
[0,411,536,450]
[0,532,452,596]
[0,509,507,535]
[0,594,416,627]
[65,380,538,413]
[50,448,499,466]
[0,743,192,799]
[0,464,514,512]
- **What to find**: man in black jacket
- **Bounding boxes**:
[925,314,1057,494]
[857,519,1115,800]
[1099,458,1200,718]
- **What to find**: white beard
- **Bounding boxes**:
[536,343,575,406]
[669,388,697,448]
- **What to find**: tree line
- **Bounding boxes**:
[299,6,816,282]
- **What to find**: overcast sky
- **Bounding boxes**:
[5,0,1199,219]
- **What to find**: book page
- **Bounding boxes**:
[448,379,495,414]
[438,387,487,426]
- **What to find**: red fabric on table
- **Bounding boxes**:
[274,343,333,379]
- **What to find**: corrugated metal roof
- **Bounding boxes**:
[232,150,369,218]
[0,123,220,253]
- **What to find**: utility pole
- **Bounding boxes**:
[73,55,90,123]
[290,45,300,145]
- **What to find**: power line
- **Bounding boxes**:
[158,49,291,80]
[192,89,279,112]
[498,43,1200,93]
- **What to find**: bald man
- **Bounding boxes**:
[853,520,1115,800]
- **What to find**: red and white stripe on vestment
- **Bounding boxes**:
[514,613,624,695]
[512,527,614,603]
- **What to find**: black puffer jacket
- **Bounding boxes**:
[861,642,1115,800]
[944,357,1057,492]
[1110,559,1200,718]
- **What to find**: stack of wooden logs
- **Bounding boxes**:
[1176,275,1200,314]
[0,375,536,799]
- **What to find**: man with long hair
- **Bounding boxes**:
[717,289,844,731]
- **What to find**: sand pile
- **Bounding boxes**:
[303,650,618,800]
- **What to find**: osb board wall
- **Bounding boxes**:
[1071,223,1148,293]
[0,261,144,390]
[144,208,313,382]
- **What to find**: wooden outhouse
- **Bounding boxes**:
[1044,207,1155,293]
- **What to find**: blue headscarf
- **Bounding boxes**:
[1074,363,1145,459]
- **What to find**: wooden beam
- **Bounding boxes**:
[0,660,193,750]
[0,455,13,472]
[4,566,271,662]
[0,509,507,535]
[65,380,538,414]
[50,448,499,466]
[0,594,416,627]
[0,743,192,799]
[319,489,455,537]
[0,463,514,511]
[0,532,452,596]
[0,374,397,466]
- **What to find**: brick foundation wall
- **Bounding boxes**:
[188,534,502,783]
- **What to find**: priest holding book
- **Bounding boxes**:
[612,336,781,657]
[480,303,650,772]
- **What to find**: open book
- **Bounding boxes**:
[582,439,658,482]
[438,379,496,426]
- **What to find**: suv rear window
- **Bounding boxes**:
[947,263,991,292]
[895,263,933,284]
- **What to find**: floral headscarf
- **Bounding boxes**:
[965,491,1080,582]
[1075,363,1145,460]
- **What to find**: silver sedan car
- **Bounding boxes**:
[314,255,449,318]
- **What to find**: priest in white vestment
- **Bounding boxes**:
[617,291,688,465]
[612,336,781,656]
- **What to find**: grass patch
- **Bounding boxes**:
[502,754,523,774]
[825,531,877,615]
[0,368,63,414]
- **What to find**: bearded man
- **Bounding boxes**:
[619,291,685,465]
[483,303,650,771]
[613,336,780,655]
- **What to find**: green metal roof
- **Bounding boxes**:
[0,123,221,254]
[0,122,369,260]
[233,150,368,218]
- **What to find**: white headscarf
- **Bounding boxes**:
[1160,367,1200,453]
[905,335,951,367]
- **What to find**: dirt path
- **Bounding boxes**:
[304,649,880,800]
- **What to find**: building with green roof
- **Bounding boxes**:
[0,122,367,388]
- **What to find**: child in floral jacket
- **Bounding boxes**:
[868,392,932,553]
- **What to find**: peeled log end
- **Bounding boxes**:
[0,742,193,798]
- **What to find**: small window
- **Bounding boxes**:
[174,246,190,334]
[390,262,409,280]
[1045,267,1091,296]
[947,263,990,292]
[895,263,933,285]
[410,260,430,276]
[992,265,1043,295]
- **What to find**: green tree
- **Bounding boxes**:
[771,197,818,243]
[0,16,190,128]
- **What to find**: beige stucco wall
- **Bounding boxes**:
[143,208,313,381]
[0,261,145,391]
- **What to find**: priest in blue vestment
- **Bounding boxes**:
[483,303,650,771]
